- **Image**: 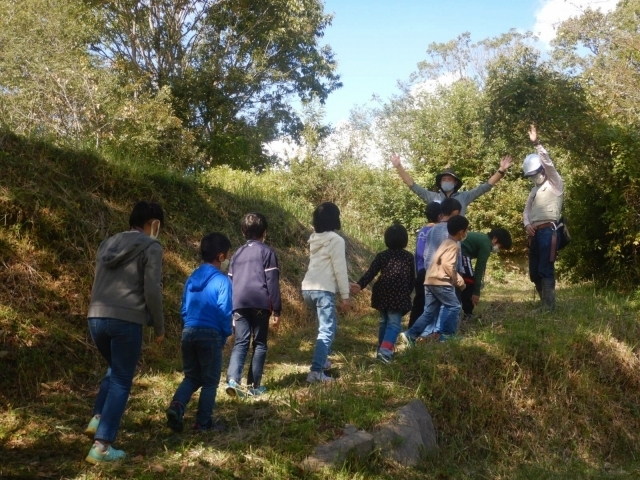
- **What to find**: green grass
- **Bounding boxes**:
[2,131,640,478]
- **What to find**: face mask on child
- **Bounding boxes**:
[441,181,455,193]
[492,245,500,253]
[220,259,230,272]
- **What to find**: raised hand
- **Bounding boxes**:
[528,124,538,143]
[500,155,513,171]
[390,154,401,168]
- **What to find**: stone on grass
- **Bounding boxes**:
[372,399,437,466]
[301,425,374,472]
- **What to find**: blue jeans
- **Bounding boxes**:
[529,226,561,283]
[303,290,337,372]
[405,285,461,340]
[227,309,271,388]
[378,310,403,357]
[172,327,223,427]
[88,318,143,444]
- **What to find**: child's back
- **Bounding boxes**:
[167,232,232,433]
[354,224,414,363]
[229,240,281,314]
[426,238,465,289]
[182,263,233,333]
[302,231,349,295]
[301,202,350,383]
[226,213,280,397]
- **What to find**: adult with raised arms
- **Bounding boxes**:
[522,124,564,312]
[390,154,513,216]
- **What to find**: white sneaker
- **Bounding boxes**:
[306,371,334,383]
[323,359,332,370]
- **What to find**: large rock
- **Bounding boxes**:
[301,425,374,471]
[372,399,437,466]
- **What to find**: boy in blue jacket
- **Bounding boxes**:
[226,213,281,397]
[166,232,232,432]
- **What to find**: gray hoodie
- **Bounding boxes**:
[87,230,164,336]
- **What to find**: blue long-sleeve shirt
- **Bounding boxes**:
[181,263,233,338]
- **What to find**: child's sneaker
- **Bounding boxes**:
[399,331,415,348]
[376,352,392,364]
[225,379,246,398]
[84,415,100,439]
[165,401,184,432]
[248,385,267,397]
[306,371,334,383]
[85,443,126,464]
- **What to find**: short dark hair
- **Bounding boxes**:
[384,224,408,249]
[425,202,442,223]
[201,232,231,263]
[312,202,341,233]
[489,228,512,250]
[440,197,462,216]
[447,215,469,236]
[129,201,164,229]
[241,212,268,240]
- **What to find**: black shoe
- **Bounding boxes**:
[166,401,184,432]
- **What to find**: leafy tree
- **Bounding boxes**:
[0,0,196,168]
[92,0,341,169]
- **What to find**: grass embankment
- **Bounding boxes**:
[2,131,640,479]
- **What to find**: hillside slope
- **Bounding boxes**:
[2,131,640,479]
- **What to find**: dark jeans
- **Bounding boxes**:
[226,308,271,388]
[529,226,562,283]
[408,269,427,328]
[172,327,223,427]
[461,282,475,315]
[88,317,143,444]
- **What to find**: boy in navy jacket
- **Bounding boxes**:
[166,232,232,432]
[226,213,281,397]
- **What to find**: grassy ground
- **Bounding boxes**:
[2,131,640,479]
[3,274,640,479]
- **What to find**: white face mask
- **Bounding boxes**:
[492,245,500,253]
[220,258,230,272]
[530,172,545,186]
[149,220,161,239]
[441,181,455,193]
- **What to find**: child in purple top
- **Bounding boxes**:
[226,213,281,397]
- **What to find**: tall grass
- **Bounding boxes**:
[2,131,640,479]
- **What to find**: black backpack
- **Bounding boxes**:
[556,216,571,250]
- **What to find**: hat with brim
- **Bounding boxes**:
[435,169,463,193]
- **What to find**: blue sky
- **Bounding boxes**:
[317,0,615,126]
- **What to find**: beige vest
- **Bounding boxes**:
[530,183,563,224]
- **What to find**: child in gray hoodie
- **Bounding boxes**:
[85,201,165,464]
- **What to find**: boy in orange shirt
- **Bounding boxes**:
[400,215,469,345]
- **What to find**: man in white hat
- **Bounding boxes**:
[390,155,513,216]
[522,125,564,312]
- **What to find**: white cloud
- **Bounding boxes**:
[410,72,460,99]
[533,0,618,45]
[263,137,300,163]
